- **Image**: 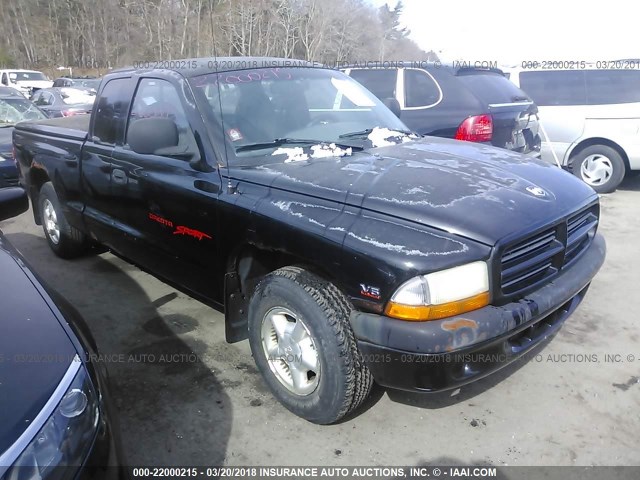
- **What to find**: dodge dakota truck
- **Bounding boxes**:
[13,58,606,424]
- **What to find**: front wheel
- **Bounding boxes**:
[248,266,373,424]
[39,182,88,258]
[571,145,626,193]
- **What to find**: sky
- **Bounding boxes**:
[367,0,638,65]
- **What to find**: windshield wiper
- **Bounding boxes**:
[339,127,415,139]
[511,95,531,102]
[236,138,362,153]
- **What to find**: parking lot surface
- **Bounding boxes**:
[2,178,639,467]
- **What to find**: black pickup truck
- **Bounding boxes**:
[13,58,606,424]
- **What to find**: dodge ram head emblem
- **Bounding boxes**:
[526,186,547,197]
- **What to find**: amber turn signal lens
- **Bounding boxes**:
[385,291,490,321]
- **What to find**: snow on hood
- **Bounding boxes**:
[273,143,353,163]
[273,147,309,163]
[59,87,95,105]
[310,143,352,159]
[368,127,418,148]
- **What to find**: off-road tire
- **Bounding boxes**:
[248,266,373,424]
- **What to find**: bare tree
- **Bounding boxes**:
[0,0,436,70]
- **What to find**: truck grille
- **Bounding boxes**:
[500,205,598,296]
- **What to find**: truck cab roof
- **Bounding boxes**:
[112,57,317,78]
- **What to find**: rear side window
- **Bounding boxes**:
[32,91,45,105]
[519,71,587,106]
[585,70,640,104]
[93,78,131,145]
[348,69,397,101]
[34,92,54,106]
[404,69,441,107]
[457,70,531,105]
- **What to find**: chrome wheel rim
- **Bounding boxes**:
[581,154,613,186]
[43,199,60,244]
[260,307,320,396]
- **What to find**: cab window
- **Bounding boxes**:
[127,78,196,155]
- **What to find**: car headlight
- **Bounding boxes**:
[385,261,490,321]
[1,356,100,480]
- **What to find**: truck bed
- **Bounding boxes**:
[16,115,90,142]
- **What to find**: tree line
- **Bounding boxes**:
[0,0,438,72]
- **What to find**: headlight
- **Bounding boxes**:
[385,261,490,321]
[1,357,100,480]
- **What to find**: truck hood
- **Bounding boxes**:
[0,235,76,456]
[236,137,597,246]
[14,80,53,90]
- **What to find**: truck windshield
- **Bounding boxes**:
[0,98,47,125]
[9,71,48,82]
[189,67,411,159]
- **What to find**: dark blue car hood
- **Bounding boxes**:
[0,127,12,156]
[0,235,76,456]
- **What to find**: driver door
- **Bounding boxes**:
[109,76,223,300]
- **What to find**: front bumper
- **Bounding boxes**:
[350,233,606,392]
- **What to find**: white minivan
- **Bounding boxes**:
[508,67,640,193]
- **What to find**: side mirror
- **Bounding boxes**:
[0,187,29,222]
[127,117,179,155]
[382,97,401,118]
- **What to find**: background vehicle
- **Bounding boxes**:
[0,91,48,187]
[13,58,605,424]
[31,87,95,117]
[53,77,102,95]
[508,66,640,193]
[0,187,126,479]
[0,69,53,97]
[342,63,542,156]
[0,87,24,98]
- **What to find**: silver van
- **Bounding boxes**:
[508,67,640,193]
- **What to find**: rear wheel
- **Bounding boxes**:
[248,266,373,424]
[39,182,88,258]
[571,145,625,193]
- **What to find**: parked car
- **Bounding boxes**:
[31,87,95,117]
[0,87,24,98]
[508,66,640,193]
[14,58,605,424]
[52,77,102,95]
[342,63,542,156]
[0,69,53,98]
[0,91,48,187]
[0,187,126,479]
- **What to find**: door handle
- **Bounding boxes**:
[112,169,127,185]
[194,179,220,194]
[63,153,78,167]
